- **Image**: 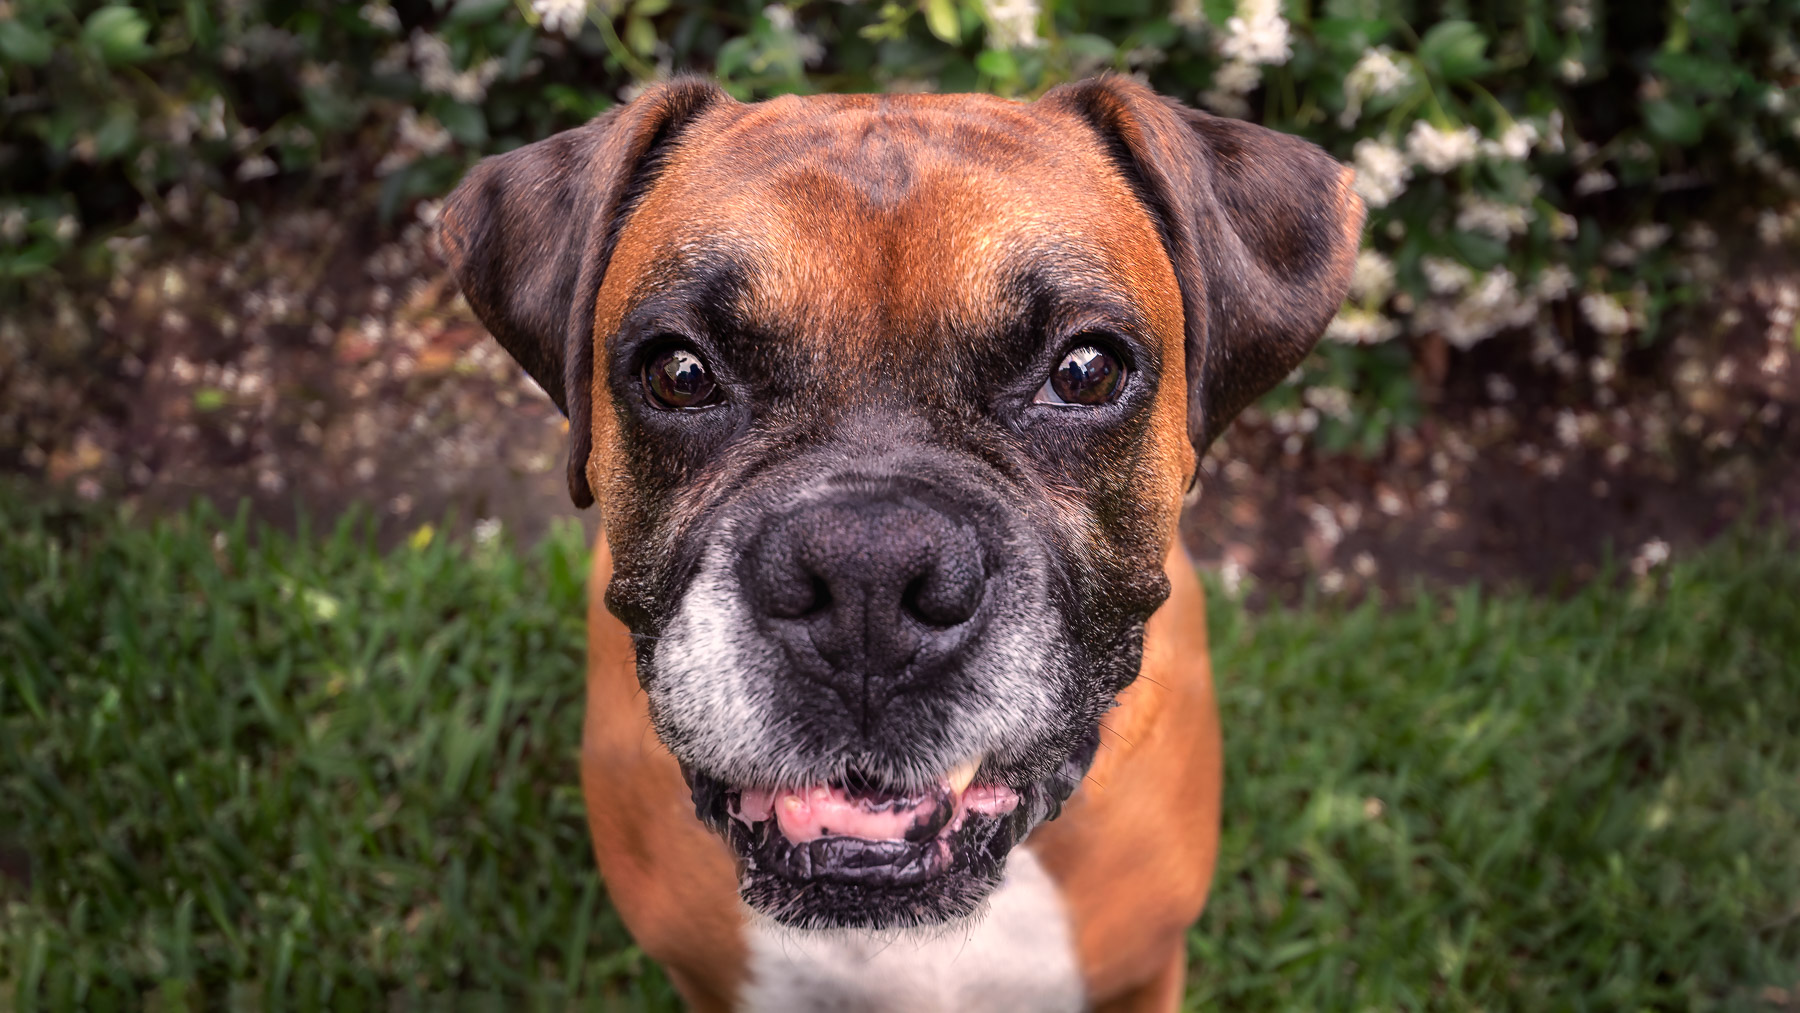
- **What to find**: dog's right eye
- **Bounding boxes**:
[1035,342,1126,407]
[643,345,721,410]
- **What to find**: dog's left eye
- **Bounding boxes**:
[643,345,722,410]
[1034,343,1126,406]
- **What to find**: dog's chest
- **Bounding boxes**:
[737,848,1084,1012]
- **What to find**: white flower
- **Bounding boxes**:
[1304,385,1354,421]
[1479,121,1538,161]
[533,0,587,36]
[1171,0,1205,30]
[1540,110,1566,153]
[764,3,795,31]
[412,30,502,102]
[360,3,401,32]
[1559,57,1586,82]
[1573,169,1617,195]
[1548,211,1579,240]
[1628,223,1671,250]
[762,5,823,65]
[1200,60,1261,117]
[53,214,80,243]
[236,154,278,181]
[1348,248,1396,304]
[1406,120,1480,173]
[1218,558,1248,596]
[1213,59,1262,95]
[1455,194,1533,240]
[1339,47,1410,127]
[1757,208,1788,245]
[1682,222,1718,250]
[1579,292,1633,335]
[1558,0,1593,32]
[1630,538,1670,576]
[1421,255,1473,295]
[1326,306,1401,344]
[0,206,26,245]
[984,0,1043,49]
[376,109,453,176]
[1533,264,1576,301]
[1351,137,1411,208]
[200,96,228,141]
[1125,46,1167,69]
[1417,268,1538,348]
[473,517,504,546]
[1219,0,1291,66]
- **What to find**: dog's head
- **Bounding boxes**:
[441,76,1362,930]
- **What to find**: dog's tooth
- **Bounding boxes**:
[946,757,981,795]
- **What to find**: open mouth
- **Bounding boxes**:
[684,733,1098,929]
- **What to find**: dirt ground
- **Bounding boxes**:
[4,199,1796,603]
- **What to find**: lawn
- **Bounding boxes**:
[2,489,1797,1010]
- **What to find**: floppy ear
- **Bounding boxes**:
[438,78,729,508]
[1044,76,1365,465]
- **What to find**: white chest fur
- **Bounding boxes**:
[738,848,1084,1012]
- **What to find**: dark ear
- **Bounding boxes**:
[438,78,728,507]
[1044,76,1365,465]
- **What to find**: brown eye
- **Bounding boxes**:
[643,345,720,409]
[1037,344,1126,406]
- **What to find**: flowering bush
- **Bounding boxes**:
[3,0,1797,447]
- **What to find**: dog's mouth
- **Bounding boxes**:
[684,734,1097,929]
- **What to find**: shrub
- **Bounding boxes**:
[3,0,1797,443]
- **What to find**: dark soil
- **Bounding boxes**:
[4,202,1796,602]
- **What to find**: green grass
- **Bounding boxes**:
[2,491,1796,1010]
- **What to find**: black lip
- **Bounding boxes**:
[682,728,1100,930]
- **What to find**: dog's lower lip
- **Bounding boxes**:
[680,728,1098,928]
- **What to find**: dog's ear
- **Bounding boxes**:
[439,78,728,508]
[1045,76,1365,467]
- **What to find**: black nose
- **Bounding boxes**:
[742,495,987,680]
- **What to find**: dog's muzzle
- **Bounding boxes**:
[653,481,1098,928]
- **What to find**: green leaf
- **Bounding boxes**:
[624,14,657,57]
[923,0,960,45]
[975,47,1016,79]
[1641,99,1704,146]
[1063,33,1116,66]
[1649,51,1738,99]
[1418,20,1491,82]
[1,241,58,278]
[633,0,673,16]
[82,6,152,65]
[184,0,217,52]
[0,20,55,66]
[1447,230,1508,271]
[434,102,487,146]
[1313,17,1390,55]
[447,0,512,24]
[94,106,138,161]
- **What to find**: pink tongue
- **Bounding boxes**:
[731,781,1022,843]
[775,785,931,843]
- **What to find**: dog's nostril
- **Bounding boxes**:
[804,575,832,617]
[900,575,931,623]
[901,566,981,628]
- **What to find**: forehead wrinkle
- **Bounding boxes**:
[611,96,1186,365]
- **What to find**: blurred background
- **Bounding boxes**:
[2,0,1798,1008]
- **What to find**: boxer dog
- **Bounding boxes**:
[440,74,1362,1011]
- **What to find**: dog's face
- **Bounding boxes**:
[442,77,1362,930]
